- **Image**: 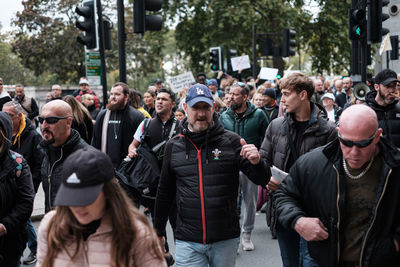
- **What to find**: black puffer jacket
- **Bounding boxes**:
[11,118,43,192]
[275,138,400,267]
[365,90,400,147]
[154,113,268,244]
[38,129,88,212]
[260,103,337,234]
[0,112,34,266]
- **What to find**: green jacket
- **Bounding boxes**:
[220,101,268,148]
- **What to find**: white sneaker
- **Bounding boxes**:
[241,232,254,251]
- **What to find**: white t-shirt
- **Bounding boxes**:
[326,109,335,122]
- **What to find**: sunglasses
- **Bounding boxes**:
[338,130,378,148]
[234,82,246,88]
[39,116,70,124]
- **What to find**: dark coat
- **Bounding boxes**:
[365,90,400,148]
[92,104,144,167]
[154,114,269,244]
[38,129,88,212]
[11,118,43,192]
[0,112,34,266]
[220,101,269,148]
[275,138,400,267]
[259,102,337,234]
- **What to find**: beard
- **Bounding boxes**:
[230,102,242,111]
[42,129,55,145]
[378,90,396,105]
[108,100,125,111]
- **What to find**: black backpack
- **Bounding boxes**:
[117,118,177,200]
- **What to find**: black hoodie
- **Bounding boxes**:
[366,90,400,147]
[0,112,34,266]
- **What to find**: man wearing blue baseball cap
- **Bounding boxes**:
[154,84,269,267]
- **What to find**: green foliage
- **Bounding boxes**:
[11,0,86,84]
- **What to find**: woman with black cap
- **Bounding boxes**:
[36,147,166,267]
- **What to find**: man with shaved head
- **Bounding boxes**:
[38,100,88,212]
[275,104,400,266]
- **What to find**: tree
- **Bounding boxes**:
[307,0,351,75]
[12,0,86,84]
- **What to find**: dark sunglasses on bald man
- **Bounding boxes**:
[39,116,70,124]
[338,129,378,148]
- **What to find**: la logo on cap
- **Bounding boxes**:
[196,87,204,95]
[66,173,81,184]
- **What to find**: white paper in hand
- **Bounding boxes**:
[270,165,288,183]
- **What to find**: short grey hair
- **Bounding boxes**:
[3,101,24,115]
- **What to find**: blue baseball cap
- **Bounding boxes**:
[208,79,218,86]
[186,84,214,107]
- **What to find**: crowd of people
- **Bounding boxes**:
[0,67,399,267]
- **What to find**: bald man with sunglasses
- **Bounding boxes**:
[275,104,400,267]
[38,100,88,212]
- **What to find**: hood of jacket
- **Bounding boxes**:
[365,90,399,112]
[0,111,12,158]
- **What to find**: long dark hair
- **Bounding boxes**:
[42,179,163,267]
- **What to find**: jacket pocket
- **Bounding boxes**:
[369,236,399,267]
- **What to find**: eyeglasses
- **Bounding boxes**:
[38,116,70,124]
[338,130,378,148]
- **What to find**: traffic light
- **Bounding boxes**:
[134,0,163,35]
[390,35,399,60]
[209,47,222,72]
[348,8,366,40]
[368,0,390,43]
[282,28,296,57]
[75,0,97,49]
[103,20,112,50]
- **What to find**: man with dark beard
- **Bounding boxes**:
[366,69,400,147]
[92,82,144,167]
[38,100,88,212]
[220,82,268,251]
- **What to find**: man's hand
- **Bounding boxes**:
[240,138,261,165]
[0,224,7,236]
[294,217,329,241]
[267,176,280,191]
[394,239,400,252]
[217,71,224,79]
[128,139,140,158]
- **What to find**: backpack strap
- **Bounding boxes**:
[140,118,151,143]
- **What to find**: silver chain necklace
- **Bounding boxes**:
[342,150,375,180]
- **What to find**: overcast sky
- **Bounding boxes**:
[1,1,23,33]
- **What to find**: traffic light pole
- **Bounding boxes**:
[96,0,108,105]
[117,0,127,83]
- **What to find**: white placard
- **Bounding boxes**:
[166,72,196,93]
[259,67,279,80]
[379,33,392,56]
[231,55,251,71]
[270,165,289,183]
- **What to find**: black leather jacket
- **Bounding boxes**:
[276,138,400,267]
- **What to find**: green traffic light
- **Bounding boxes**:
[212,65,216,70]
[276,74,282,79]
[356,27,361,36]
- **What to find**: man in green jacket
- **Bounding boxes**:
[220,82,268,251]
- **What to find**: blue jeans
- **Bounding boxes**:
[299,237,319,267]
[277,222,299,267]
[26,219,37,254]
[175,237,240,267]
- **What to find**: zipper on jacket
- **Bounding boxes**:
[358,168,392,267]
[185,136,207,244]
[333,164,341,264]
[83,240,89,267]
[47,147,64,209]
